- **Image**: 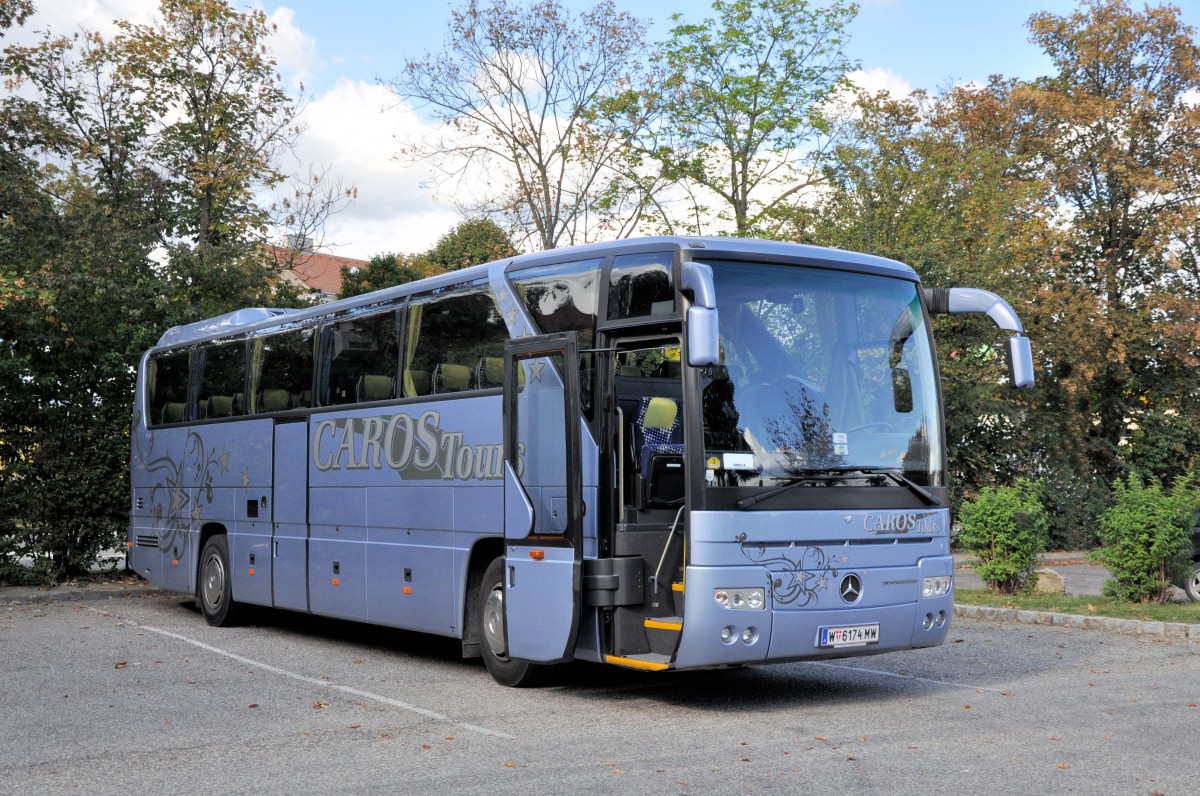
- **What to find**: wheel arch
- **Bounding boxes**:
[196,522,229,592]
[461,537,504,658]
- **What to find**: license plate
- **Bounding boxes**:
[818,623,880,648]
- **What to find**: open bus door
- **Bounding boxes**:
[501,333,583,665]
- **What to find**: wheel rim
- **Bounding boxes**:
[482,584,508,659]
[202,550,226,613]
[1190,568,1200,597]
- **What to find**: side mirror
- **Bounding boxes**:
[892,367,913,413]
[1006,335,1034,389]
[682,262,720,367]
[925,287,1035,388]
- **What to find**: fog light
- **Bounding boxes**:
[742,627,758,644]
[935,611,946,628]
[922,613,934,630]
[714,587,767,610]
[922,576,951,598]
[720,625,736,644]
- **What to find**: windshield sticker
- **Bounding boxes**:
[723,452,755,470]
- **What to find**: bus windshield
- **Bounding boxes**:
[701,261,944,488]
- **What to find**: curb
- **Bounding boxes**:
[954,603,1199,641]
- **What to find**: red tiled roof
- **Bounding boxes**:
[265,245,367,297]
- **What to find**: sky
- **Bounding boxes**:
[11,0,1200,259]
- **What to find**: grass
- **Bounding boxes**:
[955,587,1200,624]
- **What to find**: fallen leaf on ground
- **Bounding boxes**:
[114,661,127,669]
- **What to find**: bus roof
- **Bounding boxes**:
[152,237,917,349]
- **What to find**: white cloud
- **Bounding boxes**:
[265,6,320,91]
[285,78,461,259]
[848,67,913,97]
[6,0,156,43]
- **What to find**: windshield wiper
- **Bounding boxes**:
[851,467,940,506]
[734,470,856,510]
[734,467,940,510]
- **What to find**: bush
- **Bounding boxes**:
[1093,474,1195,603]
[958,479,1049,594]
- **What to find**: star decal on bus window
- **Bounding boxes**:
[526,361,545,382]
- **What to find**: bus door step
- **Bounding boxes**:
[644,616,682,657]
[644,616,682,632]
[605,653,671,672]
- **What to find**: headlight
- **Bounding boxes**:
[922,575,952,598]
[714,587,766,610]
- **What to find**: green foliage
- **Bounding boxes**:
[340,219,517,299]
[1126,408,1200,487]
[425,218,516,271]
[653,0,858,235]
[338,252,442,300]
[0,0,315,583]
[958,480,1049,594]
[1093,474,1195,603]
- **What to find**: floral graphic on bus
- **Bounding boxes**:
[141,431,230,557]
[739,536,851,606]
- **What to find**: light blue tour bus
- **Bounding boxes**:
[128,236,1033,686]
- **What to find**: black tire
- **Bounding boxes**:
[478,558,540,687]
[1184,561,1200,603]
[197,535,242,627]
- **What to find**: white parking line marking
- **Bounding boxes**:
[806,660,1009,693]
[88,607,515,739]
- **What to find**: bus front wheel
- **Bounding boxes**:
[197,535,242,627]
[479,558,540,687]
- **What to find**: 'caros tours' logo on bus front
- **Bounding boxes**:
[862,511,941,535]
[313,411,513,482]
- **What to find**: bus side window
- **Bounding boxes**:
[405,281,507,397]
[607,252,674,321]
[250,327,315,414]
[147,349,192,426]
[322,309,399,406]
[197,339,246,419]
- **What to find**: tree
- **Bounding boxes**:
[0,0,311,582]
[338,252,445,299]
[338,218,516,300]
[810,84,1090,535]
[425,217,516,270]
[652,0,858,236]
[387,0,654,250]
[112,0,299,257]
[1022,0,1200,486]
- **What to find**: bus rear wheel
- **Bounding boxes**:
[197,535,242,627]
[479,558,540,687]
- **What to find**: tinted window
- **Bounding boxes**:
[510,257,602,347]
[251,327,315,413]
[404,281,507,397]
[197,340,246,418]
[322,310,399,406]
[607,252,675,320]
[147,349,191,426]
